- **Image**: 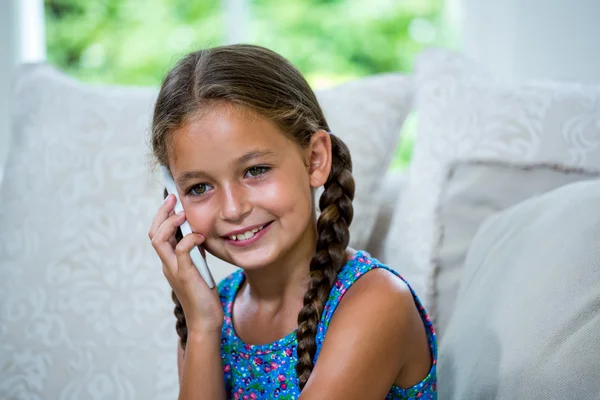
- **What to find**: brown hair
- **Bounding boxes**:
[150,44,355,390]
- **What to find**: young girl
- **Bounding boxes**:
[147,44,437,399]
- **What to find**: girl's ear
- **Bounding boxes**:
[306,130,332,188]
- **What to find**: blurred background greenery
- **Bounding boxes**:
[44,0,452,168]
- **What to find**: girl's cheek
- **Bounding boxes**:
[257,181,285,199]
[256,180,311,217]
[251,181,292,208]
[187,201,218,234]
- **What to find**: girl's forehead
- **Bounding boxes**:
[175,108,282,147]
[167,105,298,168]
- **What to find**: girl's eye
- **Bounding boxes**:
[245,166,269,178]
[188,183,212,196]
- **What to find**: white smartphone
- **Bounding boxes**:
[160,166,216,289]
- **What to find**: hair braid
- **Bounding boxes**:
[295,133,355,390]
[172,289,188,350]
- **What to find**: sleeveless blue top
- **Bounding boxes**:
[218,251,438,399]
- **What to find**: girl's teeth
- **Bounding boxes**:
[228,224,266,241]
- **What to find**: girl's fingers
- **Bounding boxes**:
[151,211,187,272]
[174,233,206,276]
[166,208,178,248]
[148,194,176,240]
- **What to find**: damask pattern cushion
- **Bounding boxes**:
[438,180,600,399]
[434,160,599,338]
[0,64,411,399]
[383,48,600,320]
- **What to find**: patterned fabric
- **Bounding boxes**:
[218,251,438,399]
[0,63,411,399]
[384,48,600,319]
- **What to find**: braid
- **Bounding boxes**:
[163,189,189,351]
[295,133,355,390]
[172,289,188,350]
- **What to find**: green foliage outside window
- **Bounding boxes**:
[45,0,449,167]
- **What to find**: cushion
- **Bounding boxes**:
[433,160,600,337]
[438,179,600,399]
[365,169,407,259]
[315,72,412,247]
[0,64,411,399]
[383,48,600,318]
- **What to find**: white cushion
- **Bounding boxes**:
[0,64,411,399]
[433,159,599,338]
[383,48,600,318]
[439,179,600,399]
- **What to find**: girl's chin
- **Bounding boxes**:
[227,251,280,271]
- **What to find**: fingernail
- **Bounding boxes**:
[177,211,185,216]
[163,194,172,203]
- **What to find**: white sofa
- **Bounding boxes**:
[1,49,599,399]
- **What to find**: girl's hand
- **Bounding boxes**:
[148,194,224,334]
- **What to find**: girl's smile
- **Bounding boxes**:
[221,220,274,247]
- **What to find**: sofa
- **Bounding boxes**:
[1,49,599,399]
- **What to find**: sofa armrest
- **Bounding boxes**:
[364,168,407,259]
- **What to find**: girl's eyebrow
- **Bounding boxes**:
[176,170,208,184]
[237,150,275,164]
[176,150,275,184]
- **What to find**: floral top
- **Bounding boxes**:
[218,250,438,399]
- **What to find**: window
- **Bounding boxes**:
[247,0,446,88]
[45,0,225,85]
[45,0,447,87]
[43,0,450,167]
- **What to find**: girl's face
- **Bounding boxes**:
[167,104,331,271]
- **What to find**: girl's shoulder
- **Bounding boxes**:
[319,250,436,346]
[316,251,438,397]
[217,269,244,303]
[324,250,401,309]
[332,249,410,295]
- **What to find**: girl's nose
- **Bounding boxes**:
[219,183,251,222]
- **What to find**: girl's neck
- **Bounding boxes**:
[239,222,317,305]
[241,238,314,304]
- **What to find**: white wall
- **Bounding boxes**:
[0,0,18,184]
[0,0,46,185]
[461,0,600,84]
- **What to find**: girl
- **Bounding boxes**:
[147,44,437,399]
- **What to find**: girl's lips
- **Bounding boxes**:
[224,221,273,247]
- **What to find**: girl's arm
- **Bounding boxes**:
[178,330,227,400]
[298,268,432,400]
[147,195,226,399]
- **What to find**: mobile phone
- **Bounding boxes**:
[160,166,216,289]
